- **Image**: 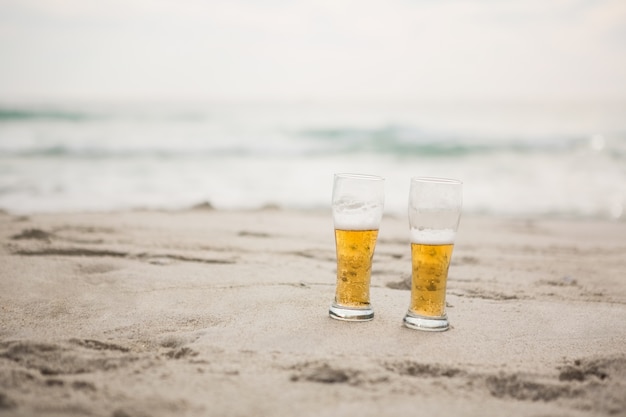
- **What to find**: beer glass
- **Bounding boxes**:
[329,173,385,321]
[403,177,462,331]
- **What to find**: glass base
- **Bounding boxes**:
[329,303,374,322]
[403,311,449,331]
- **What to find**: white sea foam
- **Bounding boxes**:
[0,100,625,219]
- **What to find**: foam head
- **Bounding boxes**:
[333,198,384,230]
[410,228,456,244]
[332,173,385,230]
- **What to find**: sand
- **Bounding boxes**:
[0,208,625,416]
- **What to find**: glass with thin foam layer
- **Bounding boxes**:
[403,177,462,331]
[329,173,384,321]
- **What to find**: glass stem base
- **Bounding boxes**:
[329,303,374,322]
[403,311,449,331]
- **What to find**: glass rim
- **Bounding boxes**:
[411,176,462,185]
[335,173,385,181]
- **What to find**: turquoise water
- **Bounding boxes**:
[0,100,625,219]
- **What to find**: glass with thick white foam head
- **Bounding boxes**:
[403,177,462,331]
[329,173,385,321]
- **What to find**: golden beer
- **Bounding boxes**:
[404,176,461,331]
[334,229,379,308]
[330,172,384,321]
[409,242,454,317]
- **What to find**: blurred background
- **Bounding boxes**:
[1,0,625,219]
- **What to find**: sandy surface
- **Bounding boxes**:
[1,208,625,416]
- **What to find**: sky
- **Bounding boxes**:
[0,0,625,102]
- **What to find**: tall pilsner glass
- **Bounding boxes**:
[403,177,462,331]
[329,173,385,321]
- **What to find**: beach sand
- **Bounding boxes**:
[0,208,625,416]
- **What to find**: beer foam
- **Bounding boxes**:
[333,200,383,230]
[410,228,456,244]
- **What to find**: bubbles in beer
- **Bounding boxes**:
[410,242,454,317]
[334,229,379,308]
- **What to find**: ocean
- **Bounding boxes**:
[1,99,625,220]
